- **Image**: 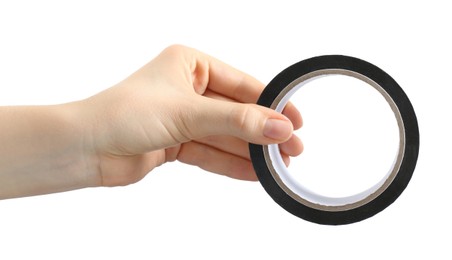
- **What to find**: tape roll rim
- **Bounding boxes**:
[249,55,419,225]
[265,68,406,211]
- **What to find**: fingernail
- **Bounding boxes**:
[263,119,292,141]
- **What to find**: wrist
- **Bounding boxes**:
[60,100,103,188]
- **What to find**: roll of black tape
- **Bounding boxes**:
[249,55,419,225]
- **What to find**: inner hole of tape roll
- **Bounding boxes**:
[268,71,403,207]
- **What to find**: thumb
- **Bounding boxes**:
[184,97,293,144]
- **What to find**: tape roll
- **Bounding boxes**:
[249,55,419,225]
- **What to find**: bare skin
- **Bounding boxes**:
[0,45,303,199]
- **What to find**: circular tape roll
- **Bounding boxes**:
[249,55,419,225]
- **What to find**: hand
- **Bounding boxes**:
[83,45,303,186]
[0,45,303,199]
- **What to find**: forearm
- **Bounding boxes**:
[0,102,99,199]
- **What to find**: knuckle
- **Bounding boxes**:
[161,44,188,57]
[230,105,256,133]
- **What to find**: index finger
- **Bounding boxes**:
[197,52,265,104]
[192,49,302,129]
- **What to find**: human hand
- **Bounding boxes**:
[0,45,303,199]
[80,45,303,186]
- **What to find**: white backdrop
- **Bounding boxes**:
[1,1,450,259]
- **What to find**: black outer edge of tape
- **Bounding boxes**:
[249,55,419,225]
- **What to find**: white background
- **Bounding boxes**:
[1,1,450,259]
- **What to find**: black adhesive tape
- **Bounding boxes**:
[249,55,419,225]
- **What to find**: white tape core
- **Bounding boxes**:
[265,69,405,210]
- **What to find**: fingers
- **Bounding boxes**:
[196,135,250,160]
[196,134,303,160]
[177,141,258,181]
[279,135,304,156]
[161,45,303,145]
[196,50,303,130]
[204,89,303,131]
[183,96,293,145]
[200,62,301,132]
[188,47,265,103]
[283,102,303,130]
[155,45,263,103]
[176,140,295,181]
[176,141,294,181]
